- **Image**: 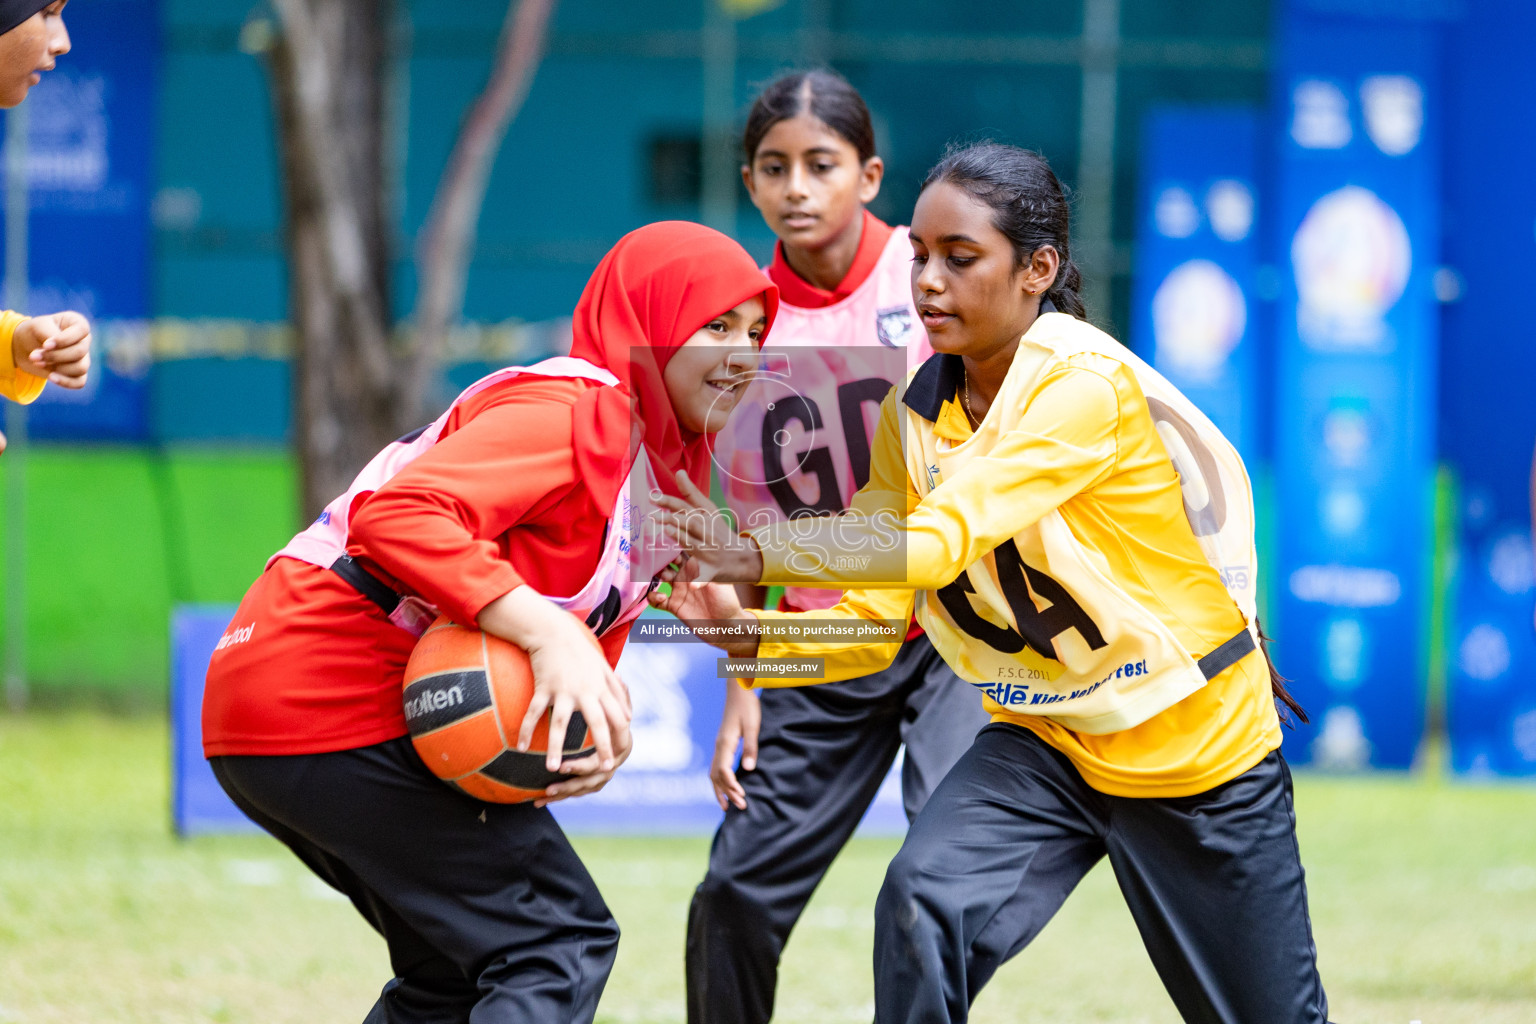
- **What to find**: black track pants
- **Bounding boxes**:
[686,633,990,1024]
[874,723,1330,1024]
[212,737,619,1024]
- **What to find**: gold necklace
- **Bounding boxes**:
[962,370,979,428]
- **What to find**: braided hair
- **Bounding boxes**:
[919,143,1085,319]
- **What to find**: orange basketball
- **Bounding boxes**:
[402,616,595,803]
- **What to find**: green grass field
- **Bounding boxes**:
[1,714,1534,1023]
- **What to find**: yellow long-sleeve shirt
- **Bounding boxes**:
[747,315,1281,798]
[0,310,45,405]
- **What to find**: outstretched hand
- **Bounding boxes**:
[647,569,759,659]
[653,471,765,585]
[649,562,744,619]
[14,311,91,388]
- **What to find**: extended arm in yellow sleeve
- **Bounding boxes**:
[740,389,917,684]
[0,308,92,406]
[749,584,915,685]
[750,366,1122,592]
[0,310,46,405]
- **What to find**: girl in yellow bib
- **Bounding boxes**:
[653,143,1330,1024]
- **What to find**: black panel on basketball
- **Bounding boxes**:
[479,749,566,789]
[559,711,593,754]
[402,670,492,735]
[476,711,597,789]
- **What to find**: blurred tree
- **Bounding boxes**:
[265,0,557,518]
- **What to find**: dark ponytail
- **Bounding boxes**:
[1049,256,1086,320]
[919,142,1085,319]
[742,69,877,164]
[1258,619,1309,726]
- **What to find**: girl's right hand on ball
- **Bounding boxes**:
[477,586,630,774]
[537,710,634,808]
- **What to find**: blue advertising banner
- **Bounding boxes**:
[7,0,157,441]
[170,606,908,836]
[1439,0,1536,776]
[1447,530,1536,777]
[170,605,259,835]
[1270,7,1439,768]
[1132,106,1262,463]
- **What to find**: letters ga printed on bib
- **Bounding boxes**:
[904,314,1260,735]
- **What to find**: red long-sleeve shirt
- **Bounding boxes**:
[202,376,630,757]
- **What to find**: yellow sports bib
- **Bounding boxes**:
[900,314,1259,734]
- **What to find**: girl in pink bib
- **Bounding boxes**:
[686,70,990,1024]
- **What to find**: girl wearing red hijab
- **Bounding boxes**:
[202,221,776,1024]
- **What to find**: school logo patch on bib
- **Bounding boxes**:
[876,305,917,348]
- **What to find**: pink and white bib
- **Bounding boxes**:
[715,227,931,611]
[273,357,677,637]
